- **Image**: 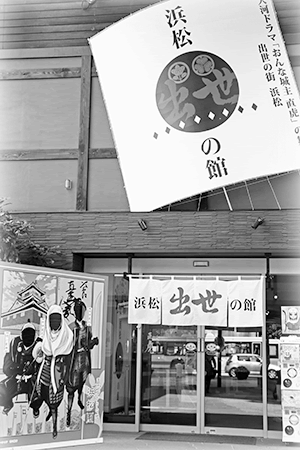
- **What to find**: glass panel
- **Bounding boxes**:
[140,325,197,426]
[226,182,252,210]
[204,328,263,429]
[103,275,136,423]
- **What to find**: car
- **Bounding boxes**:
[225,353,280,379]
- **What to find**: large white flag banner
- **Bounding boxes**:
[162,279,228,326]
[228,278,264,327]
[89,0,300,212]
[128,277,161,324]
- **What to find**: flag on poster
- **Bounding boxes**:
[162,279,228,326]
[89,0,300,212]
[228,278,264,327]
[128,278,161,324]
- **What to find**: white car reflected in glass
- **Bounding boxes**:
[225,353,280,379]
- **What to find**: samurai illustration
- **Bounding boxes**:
[63,297,98,427]
[0,321,42,416]
[31,304,73,438]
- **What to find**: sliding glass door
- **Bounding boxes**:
[140,324,197,427]
[139,324,265,434]
[204,327,263,432]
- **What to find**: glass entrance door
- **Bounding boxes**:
[140,324,198,427]
[138,324,265,433]
[204,327,264,431]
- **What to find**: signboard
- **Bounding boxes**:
[128,277,263,327]
[280,336,300,443]
[0,262,107,449]
[90,0,300,212]
[281,306,300,335]
[282,390,300,443]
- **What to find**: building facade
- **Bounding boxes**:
[0,0,300,440]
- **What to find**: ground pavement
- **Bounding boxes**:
[25,431,299,450]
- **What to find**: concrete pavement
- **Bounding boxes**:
[36,431,299,450]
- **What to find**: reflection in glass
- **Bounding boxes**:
[140,325,197,426]
[204,328,263,429]
[103,275,136,424]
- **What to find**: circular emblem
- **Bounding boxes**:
[287,367,297,378]
[156,51,239,133]
[168,62,190,84]
[289,414,299,426]
[285,425,294,436]
[283,378,292,388]
[192,54,215,76]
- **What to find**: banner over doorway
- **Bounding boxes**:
[128,277,264,327]
[90,0,300,212]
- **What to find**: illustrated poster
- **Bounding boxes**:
[0,262,107,449]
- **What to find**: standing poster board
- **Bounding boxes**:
[280,334,300,443]
[0,262,108,449]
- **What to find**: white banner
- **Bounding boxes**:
[129,277,263,326]
[89,0,300,212]
[128,278,161,324]
[228,278,264,327]
[162,279,228,326]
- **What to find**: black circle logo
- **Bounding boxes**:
[285,425,294,436]
[156,51,239,133]
[283,378,292,388]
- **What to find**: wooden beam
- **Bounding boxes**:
[0,67,81,79]
[0,66,96,79]
[0,5,143,20]
[1,24,107,35]
[0,46,91,59]
[1,62,297,81]
[0,148,117,161]
[89,148,117,159]
[1,14,125,28]
[0,149,78,160]
[0,39,91,49]
[76,54,92,211]
[1,30,103,42]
